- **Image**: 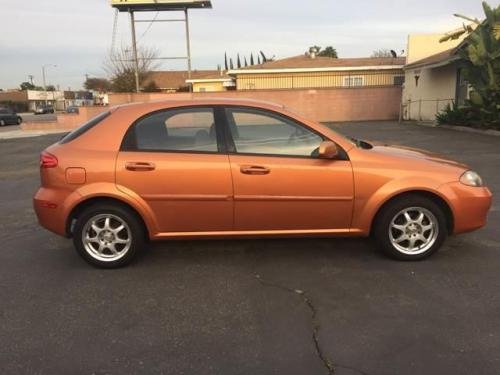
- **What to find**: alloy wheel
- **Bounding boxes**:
[388,207,439,255]
[82,214,132,262]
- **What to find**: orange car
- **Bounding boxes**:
[34,99,492,267]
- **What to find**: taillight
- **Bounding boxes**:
[40,151,58,168]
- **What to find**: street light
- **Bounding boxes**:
[41,64,57,105]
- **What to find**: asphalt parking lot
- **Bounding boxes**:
[1,121,499,374]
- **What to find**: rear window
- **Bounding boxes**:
[60,111,110,144]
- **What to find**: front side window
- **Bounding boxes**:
[225,108,323,157]
[129,107,218,152]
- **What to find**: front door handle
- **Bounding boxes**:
[125,162,156,171]
[240,165,270,175]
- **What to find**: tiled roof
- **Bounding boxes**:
[236,55,406,70]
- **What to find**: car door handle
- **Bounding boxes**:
[240,165,270,175]
[125,162,156,171]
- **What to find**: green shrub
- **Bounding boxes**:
[436,100,500,130]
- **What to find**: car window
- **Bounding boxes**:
[129,107,218,153]
[60,111,110,144]
[225,108,323,157]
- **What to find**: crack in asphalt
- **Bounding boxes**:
[254,273,334,374]
[254,274,370,375]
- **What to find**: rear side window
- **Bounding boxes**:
[122,107,219,153]
[60,111,110,144]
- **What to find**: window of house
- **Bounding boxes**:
[125,107,218,153]
[225,108,323,157]
[393,75,405,86]
[343,76,364,87]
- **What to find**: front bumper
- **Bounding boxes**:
[439,182,493,234]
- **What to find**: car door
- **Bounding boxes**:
[224,106,354,232]
[116,106,233,234]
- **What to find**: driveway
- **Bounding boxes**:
[0,121,499,374]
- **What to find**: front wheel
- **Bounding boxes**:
[373,195,448,260]
[73,204,146,268]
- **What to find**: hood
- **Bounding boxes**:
[368,141,469,170]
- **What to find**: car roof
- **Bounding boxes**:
[112,97,285,113]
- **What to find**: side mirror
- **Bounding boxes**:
[318,141,338,159]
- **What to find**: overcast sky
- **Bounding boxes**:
[0,0,485,90]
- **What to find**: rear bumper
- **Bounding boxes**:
[33,187,71,237]
[439,182,493,234]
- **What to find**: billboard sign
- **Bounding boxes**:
[110,0,212,10]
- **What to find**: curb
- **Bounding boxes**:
[405,121,500,137]
[438,124,500,137]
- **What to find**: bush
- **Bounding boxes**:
[436,101,500,130]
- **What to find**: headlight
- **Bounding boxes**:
[460,170,483,187]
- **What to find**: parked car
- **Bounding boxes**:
[33,99,492,268]
[0,108,22,126]
[34,105,55,115]
[66,106,79,114]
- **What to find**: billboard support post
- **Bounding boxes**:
[184,8,192,81]
[111,0,212,93]
[129,10,140,93]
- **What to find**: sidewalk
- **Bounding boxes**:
[0,128,68,140]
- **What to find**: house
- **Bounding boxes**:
[402,28,472,121]
[142,70,221,92]
[226,54,406,90]
[186,71,235,92]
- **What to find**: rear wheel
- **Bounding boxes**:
[73,204,146,268]
[373,195,447,260]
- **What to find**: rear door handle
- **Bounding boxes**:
[125,162,156,171]
[240,165,270,175]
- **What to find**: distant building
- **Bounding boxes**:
[226,55,406,91]
[142,70,221,92]
[402,27,473,121]
[180,55,406,92]
[0,90,65,112]
[186,72,235,92]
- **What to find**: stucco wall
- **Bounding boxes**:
[406,33,466,64]
[402,63,458,121]
[109,86,402,122]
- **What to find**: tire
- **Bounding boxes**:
[73,203,146,268]
[17,117,22,125]
[0,120,5,126]
[373,194,447,261]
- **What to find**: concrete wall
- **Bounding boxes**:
[21,106,109,130]
[402,63,458,121]
[109,86,402,122]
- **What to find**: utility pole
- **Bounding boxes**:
[41,64,57,105]
[28,75,34,85]
[129,10,140,93]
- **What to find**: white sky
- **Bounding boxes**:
[0,0,486,90]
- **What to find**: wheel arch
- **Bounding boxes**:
[369,190,454,236]
[66,196,149,239]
